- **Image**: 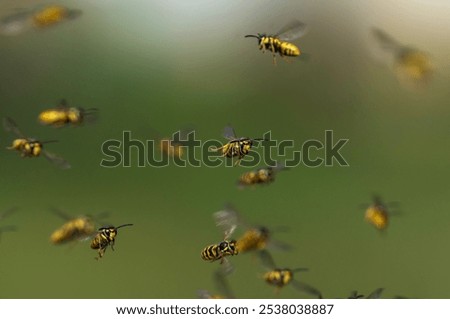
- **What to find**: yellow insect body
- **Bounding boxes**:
[32,5,82,28]
[50,216,96,244]
[264,268,293,288]
[8,138,42,157]
[365,205,389,230]
[236,227,270,253]
[90,224,133,259]
[395,50,433,83]
[201,240,238,262]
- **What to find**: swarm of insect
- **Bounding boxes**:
[348,288,384,299]
[210,126,264,166]
[238,162,287,188]
[364,195,399,231]
[245,20,308,65]
[371,28,433,89]
[259,250,322,298]
[214,204,291,255]
[3,117,71,169]
[49,208,109,245]
[90,224,133,260]
[32,5,82,28]
[38,99,98,127]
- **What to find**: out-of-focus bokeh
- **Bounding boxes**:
[0,0,450,298]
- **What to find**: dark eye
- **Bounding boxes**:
[219,242,228,250]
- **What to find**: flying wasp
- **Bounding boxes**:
[158,128,195,159]
[214,204,291,255]
[259,250,322,298]
[210,126,264,166]
[3,117,71,169]
[371,28,433,89]
[363,195,399,231]
[38,99,98,127]
[32,5,82,28]
[238,162,287,188]
[50,208,108,245]
[201,207,239,270]
[90,223,133,260]
[245,20,308,65]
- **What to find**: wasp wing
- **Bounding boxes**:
[276,20,308,41]
[367,288,384,299]
[348,290,365,299]
[222,125,237,140]
[213,267,235,298]
[371,28,403,53]
[257,250,277,270]
[291,280,323,299]
[3,117,25,138]
[42,150,71,169]
[214,204,239,240]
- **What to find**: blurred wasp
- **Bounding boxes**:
[371,28,433,89]
[158,128,195,159]
[0,8,34,36]
[197,268,235,299]
[90,223,133,260]
[0,207,18,241]
[363,195,399,231]
[32,5,82,28]
[3,117,71,169]
[50,208,108,245]
[245,20,308,65]
[201,207,239,270]
[259,250,322,298]
[38,99,98,127]
[238,162,287,188]
[214,204,291,255]
[348,288,384,299]
[210,126,264,166]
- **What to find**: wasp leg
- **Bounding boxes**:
[270,42,277,65]
[233,158,242,167]
[259,42,265,53]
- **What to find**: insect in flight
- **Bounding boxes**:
[371,28,433,89]
[201,207,239,272]
[3,117,71,169]
[238,162,288,188]
[245,20,308,65]
[259,250,322,298]
[38,99,98,127]
[214,204,291,255]
[158,128,195,159]
[364,195,399,231]
[90,224,133,260]
[210,126,264,166]
[32,5,82,28]
[49,208,108,245]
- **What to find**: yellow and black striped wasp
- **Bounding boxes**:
[201,206,239,272]
[363,195,399,231]
[371,28,433,89]
[3,117,71,169]
[0,207,18,241]
[214,204,291,256]
[38,99,98,127]
[245,20,308,65]
[210,126,264,166]
[49,208,109,245]
[238,162,288,188]
[90,223,133,260]
[259,250,322,298]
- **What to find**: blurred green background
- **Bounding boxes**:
[0,0,449,298]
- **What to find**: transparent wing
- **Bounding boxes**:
[266,238,292,251]
[276,20,308,41]
[222,125,237,140]
[371,28,402,53]
[50,207,73,220]
[257,250,277,270]
[214,204,239,239]
[3,117,25,138]
[367,288,384,299]
[291,280,323,299]
[42,150,71,169]
[348,291,364,299]
[213,267,234,298]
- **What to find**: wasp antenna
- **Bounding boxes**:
[116,223,133,229]
[244,34,259,39]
